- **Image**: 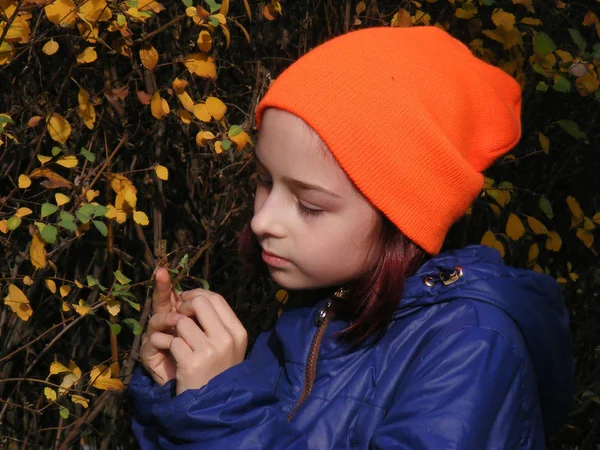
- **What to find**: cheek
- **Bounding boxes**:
[253,187,267,214]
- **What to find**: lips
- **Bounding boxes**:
[261,250,290,268]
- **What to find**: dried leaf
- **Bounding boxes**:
[42,40,59,55]
[140,44,159,70]
[137,90,152,105]
[28,116,42,127]
[47,113,71,144]
[30,167,73,189]
[30,233,47,269]
[4,284,33,321]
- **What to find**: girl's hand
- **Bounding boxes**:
[140,268,184,386]
[170,289,248,395]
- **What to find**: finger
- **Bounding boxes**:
[142,332,175,358]
[171,289,184,312]
[181,290,243,335]
[178,295,228,340]
[152,268,173,314]
[147,312,184,333]
[170,336,194,363]
[175,317,209,352]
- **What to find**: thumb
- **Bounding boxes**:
[152,267,173,314]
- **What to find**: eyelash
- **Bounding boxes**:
[256,174,324,217]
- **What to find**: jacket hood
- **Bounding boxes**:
[400,245,573,437]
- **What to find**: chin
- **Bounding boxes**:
[268,268,337,291]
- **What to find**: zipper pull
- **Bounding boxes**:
[315,299,332,326]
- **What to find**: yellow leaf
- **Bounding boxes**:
[30,233,47,269]
[196,130,215,147]
[177,91,195,112]
[86,190,99,202]
[0,41,15,66]
[151,92,170,120]
[569,271,579,281]
[78,88,96,129]
[0,220,8,234]
[229,130,251,151]
[583,11,598,26]
[455,4,477,19]
[526,216,549,235]
[106,298,121,316]
[546,231,562,252]
[73,299,91,316]
[485,188,511,207]
[533,264,544,274]
[576,228,594,248]
[18,174,32,188]
[105,204,118,219]
[45,387,58,402]
[567,196,584,227]
[76,47,98,64]
[4,284,33,321]
[44,0,77,27]
[205,96,226,120]
[492,9,515,30]
[172,77,188,94]
[70,394,89,408]
[47,113,71,144]
[193,103,211,122]
[512,0,535,13]
[506,213,525,240]
[214,141,224,154]
[528,243,539,262]
[583,216,595,231]
[275,289,288,304]
[15,207,33,218]
[488,203,501,217]
[59,360,82,394]
[493,240,505,258]
[42,40,59,56]
[116,209,127,224]
[154,165,169,180]
[23,276,34,286]
[50,361,70,375]
[45,279,57,294]
[556,277,567,284]
[133,210,149,226]
[197,30,212,52]
[37,154,53,165]
[55,193,70,206]
[220,23,231,50]
[56,155,78,168]
[79,0,112,24]
[356,1,366,14]
[62,301,70,311]
[140,44,159,70]
[138,0,165,14]
[180,110,193,124]
[90,364,125,391]
[480,230,496,248]
[592,212,600,225]
[74,279,83,288]
[519,17,542,26]
[538,132,549,154]
[184,53,217,79]
[555,50,573,63]
[60,285,71,298]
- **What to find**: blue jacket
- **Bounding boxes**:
[129,245,573,449]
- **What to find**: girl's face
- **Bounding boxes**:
[251,109,381,290]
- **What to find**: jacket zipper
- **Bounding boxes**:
[286,299,332,422]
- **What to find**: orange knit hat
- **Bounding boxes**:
[255,26,522,255]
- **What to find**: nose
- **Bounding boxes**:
[251,189,286,239]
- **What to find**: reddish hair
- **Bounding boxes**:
[238,215,427,347]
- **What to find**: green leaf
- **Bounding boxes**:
[177,253,189,270]
[41,203,59,218]
[93,205,109,217]
[552,76,571,93]
[555,120,587,140]
[105,320,121,336]
[80,147,96,163]
[114,270,132,285]
[87,275,98,287]
[139,10,153,18]
[58,219,77,232]
[191,276,210,290]
[124,298,141,311]
[126,0,138,7]
[481,0,494,4]
[76,211,91,224]
[539,196,554,219]
[78,204,96,217]
[93,220,108,236]
[536,81,548,92]
[208,15,219,27]
[205,0,221,13]
[568,28,586,53]
[593,43,600,61]
[34,221,45,233]
[0,115,12,127]
[221,139,232,151]
[59,211,74,222]
[228,125,243,137]
[41,224,58,244]
[116,14,126,27]
[182,0,193,6]
[533,32,556,59]
[7,215,21,230]
[51,146,63,157]
[123,318,143,335]
[59,406,70,419]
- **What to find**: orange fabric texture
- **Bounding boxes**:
[256,26,522,255]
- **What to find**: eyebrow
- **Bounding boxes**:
[254,152,341,199]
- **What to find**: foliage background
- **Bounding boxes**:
[1,0,599,448]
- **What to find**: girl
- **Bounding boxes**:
[129,26,573,449]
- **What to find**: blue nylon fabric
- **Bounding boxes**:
[129,245,573,449]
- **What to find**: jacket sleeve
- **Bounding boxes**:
[370,326,538,450]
